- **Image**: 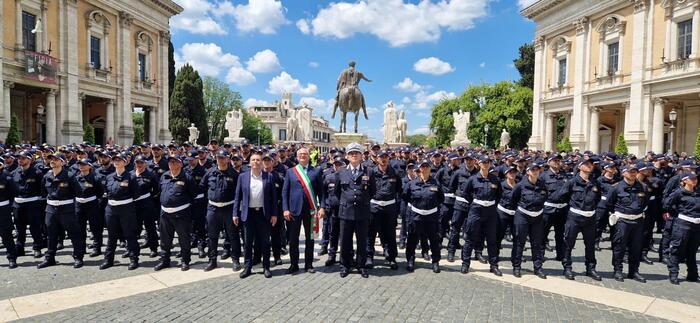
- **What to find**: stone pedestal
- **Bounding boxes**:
[451,139,471,148]
[224,137,245,145]
[333,133,368,148]
[385,142,409,148]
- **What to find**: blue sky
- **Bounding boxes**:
[170,0,536,141]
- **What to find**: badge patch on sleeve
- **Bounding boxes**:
[176,181,185,186]
[119,181,129,187]
[59,182,68,188]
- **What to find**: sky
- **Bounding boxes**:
[170,0,537,141]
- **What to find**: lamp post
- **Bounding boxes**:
[257,124,262,146]
[669,108,677,154]
[484,124,490,148]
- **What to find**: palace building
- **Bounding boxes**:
[522,0,700,155]
[0,0,182,145]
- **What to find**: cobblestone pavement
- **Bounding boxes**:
[1,226,698,322]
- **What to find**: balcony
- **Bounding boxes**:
[24,50,58,84]
[663,57,699,74]
[86,63,111,82]
[135,78,156,91]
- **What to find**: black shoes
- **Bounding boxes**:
[239,267,252,278]
[422,252,430,261]
[340,268,349,278]
[74,259,84,269]
[286,265,300,274]
[475,253,487,264]
[128,259,139,271]
[490,267,503,277]
[628,272,646,283]
[641,254,654,265]
[198,246,206,259]
[513,268,522,278]
[99,260,114,270]
[447,252,455,262]
[274,258,283,266]
[305,266,316,274]
[149,250,159,258]
[534,269,547,279]
[461,264,469,274]
[154,261,171,271]
[613,271,625,282]
[264,268,272,278]
[365,258,374,269]
[563,269,575,280]
[545,242,554,252]
[594,242,601,251]
[318,245,328,256]
[232,259,242,271]
[360,268,369,278]
[221,250,231,260]
[670,276,680,285]
[33,250,42,258]
[37,258,56,269]
[432,263,440,273]
[8,260,17,269]
[586,269,602,281]
[325,256,337,267]
[90,249,102,258]
[204,260,217,272]
[406,261,415,273]
[386,261,398,270]
[180,262,190,271]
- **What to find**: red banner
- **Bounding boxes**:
[25,51,57,84]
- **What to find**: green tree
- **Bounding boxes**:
[424,135,438,148]
[83,123,95,144]
[615,134,629,154]
[203,76,243,142]
[240,109,273,145]
[132,112,144,145]
[169,64,207,144]
[694,128,700,157]
[557,137,573,152]
[5,114,21,146]
[406,134,428,146]
[168,40,175,100]
[514,43,535,89]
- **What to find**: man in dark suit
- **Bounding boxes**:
[282,147,325,274]
[233,151,278,279]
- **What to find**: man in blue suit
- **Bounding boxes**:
[233,152,278,279]
[282,147,325,274]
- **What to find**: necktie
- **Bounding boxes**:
[352,168,359,180]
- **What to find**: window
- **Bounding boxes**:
[558,58,567,86]
[90,36,101,69]
[678,19,692,59]
[279,129,286,141]
[22,11,37,51]
[607,42,619,74]
[138,53,147,81]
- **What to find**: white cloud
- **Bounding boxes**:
[267,72,318,96]
[394,77,424,92]
[246,49,282,73]
[301,0,489,47]
[411,126,430,135]
[232,0,289,34]
[308,61,320,68]
[171,0,229,35]
[414,57,455,75]
[412,90,456,109]
[297,97,328,110]
[225,67,256,86]
[296,19,311,34]
[402,96,412,104]
[518,0,539,10]
[366,107,379,115]
[176,43,242,77]
[479,62,486,68]
[244,98,270,108]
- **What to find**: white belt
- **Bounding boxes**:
[600,196,607,200]
[162,203,191,213]
[409,204,438,216]
[209,200,234,208]
[75,196,97,204]
[544,202,567,209]
[370,199,396,207]
[443,193,455,198]
[14,196,41,204]
[569,207,595,217]
[497,204,515,215]
[517,206,543,217]
[472,199,496,207]
[0,200,9,207]
[649,196,656,201]
[613,212,644,220]
[47,199,74,206]
[195,193,205,199]
[455,196,469,204]
[134,192,152,202]
[108,198,133,206]
[678,214,700,224]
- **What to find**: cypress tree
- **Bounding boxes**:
[83,123,95,144]
[693,128,700,157]
[169,64,208,144]
[615,134,628,155]
[5,114,20,146]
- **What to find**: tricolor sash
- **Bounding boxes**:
[291,164,319,215]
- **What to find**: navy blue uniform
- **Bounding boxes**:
[462,172,501,268]
[186,163,207,251]
[606,180,649,275]
[402,176,443,266]
[321,167,341,259]
[200,166,240,262]
[510,177,548,271]
[496,180,517,255]
[0,170,18,262]
[42,169,85,261]
[367,165,401,264]
[334,165,376,271]
[447,166,478,255]
[540,169,568,260]
[642,176,663,256]
[663,187,700,281]
[132,168,160,253]
[435,165,458,238]
[270,165,287,260]
[595,175,618,243]
[74,170,104,255]
[104,170,140,262]
[159,170,197,264]
[12,164,46,253]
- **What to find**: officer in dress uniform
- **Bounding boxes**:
[606,164,649,282]
[185,149,208,258]
[460,155,502,276]
[540,155,568,260]
[496,165,518,260]
[663,173,700,284]
[200,150,241,272]
[155,155,197,271]
[399,162,417,249]
[552,158,602,281]
[131,155,160,258]
[75,158,104,258]
[510,162,548,279]
[446,154,478,261]
[100,153,140,270]
[402,158,443,273]
[435,153,460,239]
[266,152,286,265]
[0,158,19,268]
[367,149,401,270]
[638,162,662,265]
[595,162,618,251]
[12,151,46,258]
[322,156,343,267]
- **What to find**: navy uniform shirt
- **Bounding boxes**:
[75,170,104,201]
[185,163,207,199]
[389,158,406,179]
[160,170,197,216]
[200,166,238,203]
[596,175,618,209]
[463,171,502,205]
[435,164,458,205]
[402,175,443,222]
[12,164,44,199]
[552,174,601,212]
[498,180,517,211]
[606,180,649,217]
[131,168,160,201]
[450,165,478,212]
[0,169,17,204]
[323,167,340,209]
[511,178,548,212]
[370,165,401,202]
[104,170,140,202]
[148,157,169,177]
[42,168,80,203]
[540,169,567,203]
[663,187,700,221]
[333,165,376,221]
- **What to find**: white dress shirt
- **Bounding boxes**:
[249,171,263,208]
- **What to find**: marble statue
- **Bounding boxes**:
[298,104,312,141]
[451,111,472,147]
[286,109,298,141]
[188,123,199,143]
[396,110,407,143]
[499,128,510,150]
[332,61,371,133]
[224,109,243,140]
[383,101,398,143]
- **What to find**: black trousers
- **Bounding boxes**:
[406,217,441,264]
[462,206,498,267]
[612,219,643,274]
[543,206,567,259]
[105,204,139,261]
[0,205,17,260]
[447,208,468,253]
[191,198,207,248]
[667,221,700,279]
[439,202,454,238]
[159,209,192,263]
[368,204,398,262]
[207,204,239,260]
[45,204,85,260]
[513,211,544,270]
[642,202,660,252]
[562,212,596,271]
[660,218,676,260]
[287,211,314,268]
[77,200,103,249]
[243,208,271,269]
[594,208,610,242]
[340,218,368,270]
[135,200,159,251]
[324,207,340,257]
[496,209,516,261]
[271,204,286,259]
[13,200,45,251]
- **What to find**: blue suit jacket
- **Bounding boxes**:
[282,164,325,217]
[232,171,278,222]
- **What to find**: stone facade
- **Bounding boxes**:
[0,0,182,145]
[523,0,700,155]
[248,92,337,153]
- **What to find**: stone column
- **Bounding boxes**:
[149,108,157,142]
[61,0,82,144]
[15,0,23,50]
[46,89,57,145]
[528,36,545,150]
[158,30,172,143]
[570,17,589,150]
[40,0,48,53]
[626,0,649,156]
[589,106,600,153]
[1,81,13,140]
[651,98,666,153]
[692,5,700,59]
[544,113,555,152]
[105,99,114,143]
[117,11,134,145]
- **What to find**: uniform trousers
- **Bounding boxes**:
[13,200,45,251]
[324,206,340,257]
[496,209,516,261]
[45,204,85,260]
[612,218,644,274]
[206,204,239,260]
[0,205,18,260]
[340,218,368,270]
[159,209,192,263]
[76,200,103,249]
[105,204,139,261]
[447,208,468,254]
[562,212,597,271]
[667,221,700,280]
[405,216,441,264]
[367,204,398,262]
[135,199,158,251]
[462,205,498,267]
[543,206,567,259]
[439,202,454,238]
[191,197,207,248]
[513,211,544,270]
[660,218,676,261]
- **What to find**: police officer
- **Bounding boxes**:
[266,152,286,265]
[435,153,460,239]
[155,155,197,271]
[399,162,417,249]
[402,158,443,273]
[367,149,401,270]
[39,153,85,269]
[461,155,502,276]
[595,162,618,251]
[132,155,160,258]
[12,151,46,258]
[200,150,241,271]
[540,155,568,260]
[446,154,478,261]
[496,165,518,259]
[660,161,695,264]
[322,155,343,267]
[553,158,602,281]
[94,151,115,254]
[510,162,548,279]
[638,161,662,265]
[606,164,649,282]
[75,158,104,258]
[0,158,18,268]
[185,149,208,258]
[663,173,700,284]
[100,153,140,270]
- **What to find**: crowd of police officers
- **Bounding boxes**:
[0,138,698,285]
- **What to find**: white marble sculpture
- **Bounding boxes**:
[298,105,312,141]
[188,123,199,143]
[383,101,398,144]
[286,109,299,141]
[396,110,407,143]
[451,111,472,147]
[224,110,243,143]
[499,128,510,150]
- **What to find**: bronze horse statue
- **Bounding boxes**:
[332,61,371,133]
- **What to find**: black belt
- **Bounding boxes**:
[249,207,262,212]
